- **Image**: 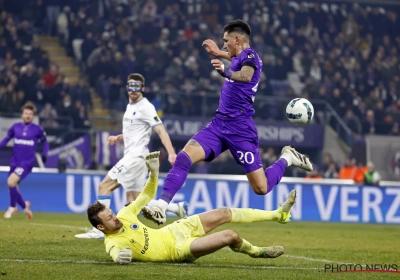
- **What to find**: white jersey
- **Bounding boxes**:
[122,98,162,158]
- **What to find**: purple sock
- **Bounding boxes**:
[9,187,18,207]
[264,158,288,194]
[160,151,192,203]
[15,188,26,209]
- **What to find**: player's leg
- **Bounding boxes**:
[4,172,20,219]
[126,190,140,202]
[125,163,189,218]
[171,192,293,262]
[97,174,121,207]
[74,174,120,239]
[183,189,296,259]
[143,122,226,224]
[189,230,284,259]
[226,132,312,194]
[224,117,312,194]
[197,190,295,234]
[246,146,313,194]
[75,161,122,239]
[190,195,294,259]
[154,139,205,211]
[126,189,188,217]
[96,155,141,209]
[147,200,188,218]
[4,166,32,219]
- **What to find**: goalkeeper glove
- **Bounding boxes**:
[116,248,132,265]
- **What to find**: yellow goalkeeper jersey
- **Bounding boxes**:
[104,177,180,262]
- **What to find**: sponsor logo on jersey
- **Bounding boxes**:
[141,227,150,254]
[130,223,139,230]
[248,53,255,59]
[123,118,136,124]
[14,138,34,146]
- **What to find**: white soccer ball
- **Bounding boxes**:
[286,98,314,126]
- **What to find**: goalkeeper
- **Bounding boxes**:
[86,151,297,264]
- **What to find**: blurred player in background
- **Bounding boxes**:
[75,73,187,239]
[143,20,312,225]
[0,102,49,219]
[87,152,296,264]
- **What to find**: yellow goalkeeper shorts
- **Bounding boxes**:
[167,215,205,262]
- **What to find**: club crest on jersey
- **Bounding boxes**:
[130,223,139,230]
[248,53,255,59]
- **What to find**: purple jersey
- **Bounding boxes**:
[216,47,262,118]
[0,122,48,166]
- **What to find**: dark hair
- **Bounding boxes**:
[223,20,251,38]
[87,201,106,228]
[21,102,36,114]
[127,73,145,86]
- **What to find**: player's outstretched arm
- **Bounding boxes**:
[212,60,255,83]
[41,136,49,163]
[202,39,232,61]
[126,152,160,215]
[106,243,131,264]
[108,134,123,146]
[115,247,132,264]
[153,125,176,165]
[0,126,14,149]
[37,126,49,163]
[229,66,255,82]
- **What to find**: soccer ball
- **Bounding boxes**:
[286,98,314,126]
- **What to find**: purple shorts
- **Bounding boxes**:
[192,116,263,173]
[8,163,33,182]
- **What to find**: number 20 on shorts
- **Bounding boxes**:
[236,151,254,164]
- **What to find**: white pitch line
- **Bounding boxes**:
[221,248,347,265]
[0,259,320,270]
[284,254,365,267]
[26,223,354,268]
[29,222,87,231]
[0,259,108,264]
[284,254,337,263]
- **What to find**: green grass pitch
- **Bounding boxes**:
[0,213,399,280]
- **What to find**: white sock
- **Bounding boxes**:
[147,200,158,208]
[155,199,169,213]
[98,197,111,208]
[280,154,292,166]
[148,200,178,214]
[93,227,103,234]
[166,203,180,215]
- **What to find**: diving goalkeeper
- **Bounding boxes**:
[86,151,297,264]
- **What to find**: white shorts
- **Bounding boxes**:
[107,156,148,192]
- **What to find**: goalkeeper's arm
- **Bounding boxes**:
[123,152,160,215]
[128,176,158,214]
[108,245,132,264]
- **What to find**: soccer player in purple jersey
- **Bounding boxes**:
[0,103,49,219]
[142,20,312,225]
